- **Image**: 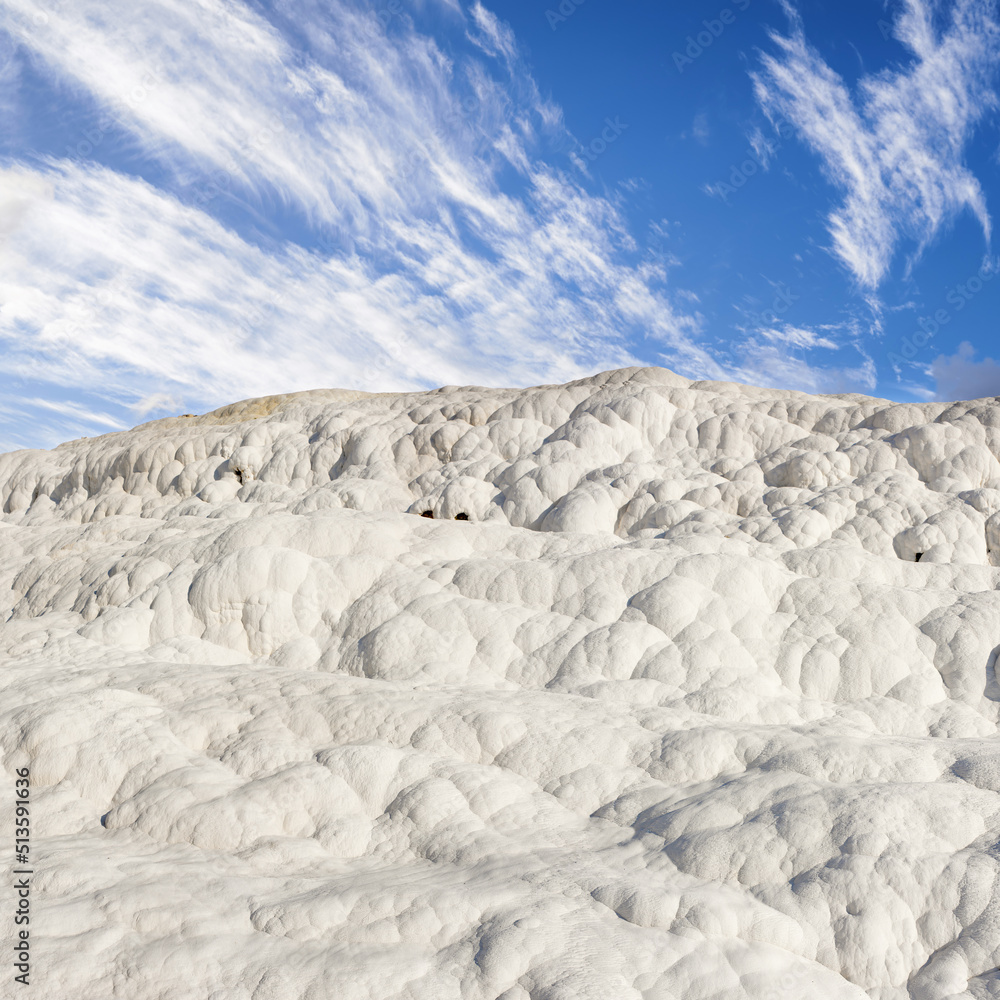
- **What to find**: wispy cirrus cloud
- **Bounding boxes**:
[753,0,1000,288]
[2,0,499,231]
[726,321,876,396]
[0,0,718,448]
[0,157,653,418]
[757,324,839,350]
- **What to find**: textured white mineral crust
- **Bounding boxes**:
[4,366,1000,999]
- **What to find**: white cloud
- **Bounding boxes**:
[0,156,703,424]
[692,112,710,145]
[931,341,1000,400]
[0,390,128,452]
[753,0,1000,288]
[0,0,717,448]
[15,396,126,428]
[729,341,877,396]
[758,324,839,350]
[0,166,51,244]
[131,393,185,419]
[0,0,525,234]
[722,319,877,396]
[746,126,775,168]
[467,2,518,63]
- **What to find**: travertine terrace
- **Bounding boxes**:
[4,366,1000,999]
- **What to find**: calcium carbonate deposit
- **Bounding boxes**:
[5,366,1000,999]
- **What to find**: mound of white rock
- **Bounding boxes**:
[2,366,1000,999]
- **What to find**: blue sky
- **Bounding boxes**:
[1,0,1000,451]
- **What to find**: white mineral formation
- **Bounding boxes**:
[4,366,1000,999]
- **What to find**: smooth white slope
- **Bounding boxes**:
[2,366,1000,999]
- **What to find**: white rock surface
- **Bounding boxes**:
[3,366,1000,999]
